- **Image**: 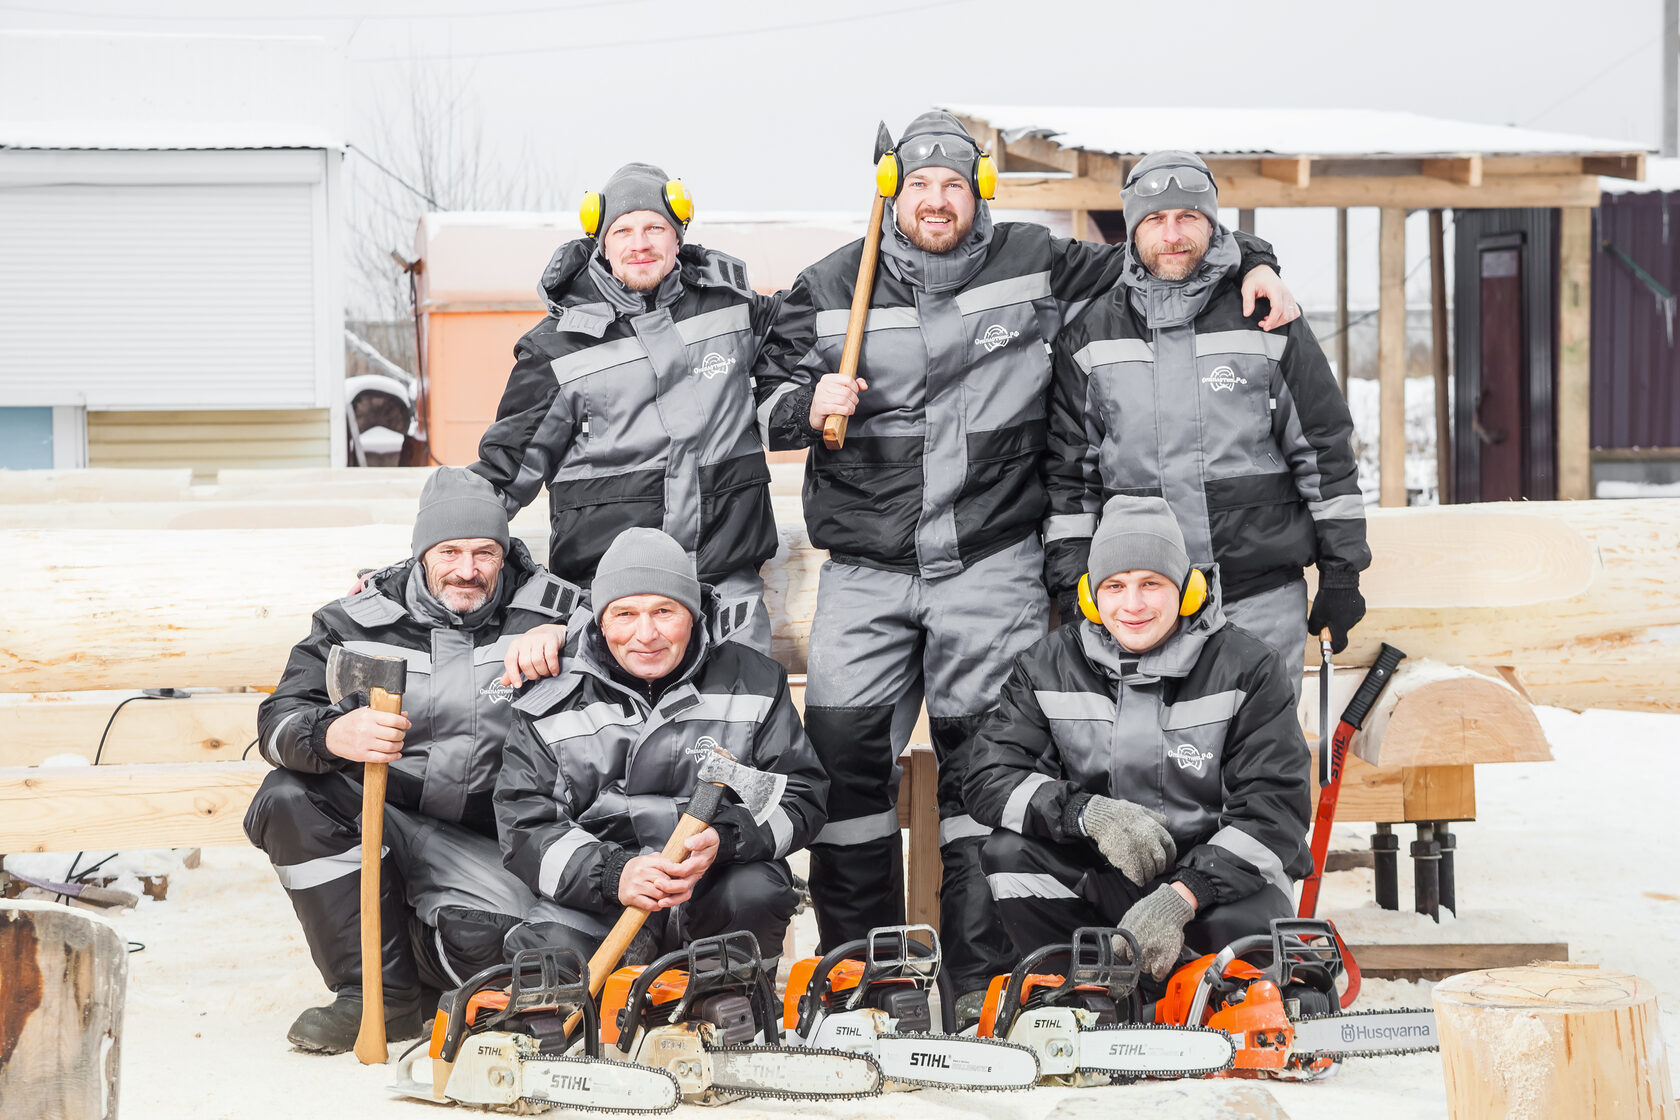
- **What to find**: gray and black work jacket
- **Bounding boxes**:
[755,213,1279,579]
[494,593,828,914]
[256,541,583,837]
[472,240,782,585]
[963,571,1310,909]
[1044,225,1369,602]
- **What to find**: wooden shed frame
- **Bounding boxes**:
[950,108,1650,503]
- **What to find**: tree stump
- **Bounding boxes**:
[0,900,126,1120]
[1434,963,1676,1119]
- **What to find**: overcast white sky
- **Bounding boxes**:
[4,0,1672,311]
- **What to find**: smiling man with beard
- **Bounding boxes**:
[245,468,585,1054]
[751,112,1301,1018]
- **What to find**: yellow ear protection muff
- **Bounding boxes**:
[580,178,694,238]
[875,135,997,201]
[1077,567,1209,623]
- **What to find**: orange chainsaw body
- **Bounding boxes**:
[427,987,511,1059]
[1156,953,1293,1075]
[974,972,1114,1039]
[782,956,865,1027]
[599,965,690,1047]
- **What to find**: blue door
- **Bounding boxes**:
[0,407,54,469]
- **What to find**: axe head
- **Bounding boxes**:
[697,748,787,827]
[325,646,407,705]
[874,120,894,165]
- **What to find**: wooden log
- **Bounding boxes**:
[0,691,261,768]
[0,900,126,1120]
[1434,963,1676,1119]
[0,468,191,504]
[0,762,267,852]
[1348,941,1570,982]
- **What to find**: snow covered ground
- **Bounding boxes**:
[28,705,1677,1119]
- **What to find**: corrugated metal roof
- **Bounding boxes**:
[947,104,1648,160]
[0,31,344,151]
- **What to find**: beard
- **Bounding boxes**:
[1140,238,1208,282]
[427,570,494,613]
[617,257,668,291]
[900,202,973,253]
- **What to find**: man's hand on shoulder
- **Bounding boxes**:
[1242,265,1301,331]
[502,623,568,686]
[324,706,409,765]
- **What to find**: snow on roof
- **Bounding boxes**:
[1602,156,1680,194]
[0,31,345,151]
[946,104,1649,160]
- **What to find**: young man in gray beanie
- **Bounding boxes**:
[495,526,828,973]
[750,112,1301,1012]
[472,161,783,654]
[247,467,587,1053]
[964,494,1311,986]
[1046,150,1370,692]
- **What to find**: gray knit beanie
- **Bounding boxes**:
[412,467,511,560]
[1088,495,1191,589]
[592,527,702,623]
[596,162,686,243]
[897,111,982,188]
[1122,150,1219,239]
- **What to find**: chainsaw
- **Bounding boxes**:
[1154,917,1439,1079]
[977,926,1237,1082]
[391,946,682,1113]
[781,924,1041,1091]
[601,930,883,1104]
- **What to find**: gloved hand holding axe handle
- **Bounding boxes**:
[324,646,408,1066]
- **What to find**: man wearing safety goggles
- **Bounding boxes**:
[1044,149,1369,688]
[750,113,1301,1021]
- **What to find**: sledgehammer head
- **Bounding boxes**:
[325,646,407,706]
[696,748,787,827]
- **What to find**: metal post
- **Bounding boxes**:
[1412,822,1441,921]
[1436,820,1457,916]
[1666,0,1678,159]
[1336,208,1350,397]
[1372,823,1399,911]
[1430,210,1453,504]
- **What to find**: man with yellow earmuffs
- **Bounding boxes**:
[752,111,1300,1016]
[472,162,780,656]
[963,494,1310,980]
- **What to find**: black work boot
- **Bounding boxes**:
[287,992,424,1054]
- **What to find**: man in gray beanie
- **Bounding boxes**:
[473,160,782,655]
[495,527,828,973]
[1046,149,1370,693]
[965,494,1311,987]
[247,466,586,1054]
[751,112,1301,1014]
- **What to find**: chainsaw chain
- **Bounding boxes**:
[1073,1021,1237,1078]
[515,1053,681,1115]
[874,1032,1041,1092]
[1290,1007,1440,1062]
[706,1043,884,1100]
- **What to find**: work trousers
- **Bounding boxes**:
[980,829,1295,974]
[1225,578,1309,701]
[244,768,546,1002]
[802,534,1048,992]
[504,859,799,972]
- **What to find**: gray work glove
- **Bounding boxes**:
[1118,883,1195,980]
[1081,795,1177,885]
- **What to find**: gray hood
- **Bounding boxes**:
[1119,222,1241,329]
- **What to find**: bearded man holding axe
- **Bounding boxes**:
[494,526,827,977]
[245,468,586,1056]
[751,111,1302,1018]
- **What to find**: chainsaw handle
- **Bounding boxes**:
[1339,643,1407,731]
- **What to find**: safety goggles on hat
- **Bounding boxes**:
[898,132,980,164]
[1124,162,1217,196]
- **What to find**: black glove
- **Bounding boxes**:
[1307,566,1365,654]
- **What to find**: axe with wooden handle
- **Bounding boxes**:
[822,120,895,451]
[562,747,787,1034]
[324,645,408,1065]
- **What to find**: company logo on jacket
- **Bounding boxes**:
[974,324,1020,352]
[1201,365,1247,392]
[696,352,735,379]
[1168,743,1215,773]
[480,681,517,704]
[688,734,721,760]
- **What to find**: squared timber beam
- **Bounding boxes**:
[998,132,1081,174]
[1582,152,1646,180]
[1259,156,1313,188]
[0,761,268,851]
[1422,155,1483,187]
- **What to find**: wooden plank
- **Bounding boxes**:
[1259,156,1312,187]
[0,692,261,768]
[0,762,266,852]
[1480,155,1587,176]
[1583,152,1646,180]
[1557,206,1593,500]
[0,901,127,1120]
[905,745,941,933]
[993,173,1603,211]
[1350,940,1569,981]
[1430,209,1453,503]
[997,132,1081,174]
[1402,764,1476,822]
[1379,206,1408,507]
[1421,156,1483,186]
